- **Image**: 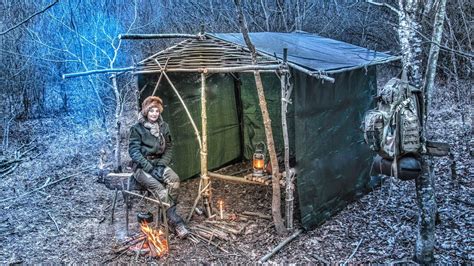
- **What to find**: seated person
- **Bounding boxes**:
[128,96,189,238]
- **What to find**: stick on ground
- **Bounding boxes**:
[258,229,303,263]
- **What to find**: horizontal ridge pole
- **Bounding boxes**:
[119,33,200,40]
[62,67,134,79]
[134,64,286,74]
[287,62,335,83]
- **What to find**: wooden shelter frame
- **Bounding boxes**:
[62,31,334,229]
[126,32,294,220]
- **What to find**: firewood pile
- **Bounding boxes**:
[186,211,272,253]
[108,210,272,261]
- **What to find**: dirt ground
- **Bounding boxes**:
[0,82,472,263]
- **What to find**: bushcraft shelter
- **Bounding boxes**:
[131,32,397,229]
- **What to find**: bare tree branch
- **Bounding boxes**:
[0,0,59,36]
[366,0,401,15]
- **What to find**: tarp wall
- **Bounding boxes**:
[295,66,376,229]
[239,73,295,160]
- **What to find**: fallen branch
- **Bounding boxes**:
[343,238,364,265]
[258,228,304,263]
[0,168,93,203]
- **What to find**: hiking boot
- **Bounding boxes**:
[175,223,190,238]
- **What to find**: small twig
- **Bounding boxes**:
[343,238,364,265]
[47,212,60,232]
[0,163,19,178]
[310,253,330,264]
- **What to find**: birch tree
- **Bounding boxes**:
[368,0,450,263]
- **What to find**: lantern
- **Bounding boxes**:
[252,142,266,176]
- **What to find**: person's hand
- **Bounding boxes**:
[151,165,166,182]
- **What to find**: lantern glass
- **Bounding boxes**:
[252,152,265,176]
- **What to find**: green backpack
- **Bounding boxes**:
[363,78,422,159]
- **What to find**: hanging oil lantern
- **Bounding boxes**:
[252,142,266,177]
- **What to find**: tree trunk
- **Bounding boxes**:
[415,0,447,263]
[234,0,286,235]
[397,0,423,87]
[414,156,436,263]
[111,74,122,172]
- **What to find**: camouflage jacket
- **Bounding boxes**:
[128,118,173,172]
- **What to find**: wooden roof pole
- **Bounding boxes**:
[280,48,295,231]
[234,0,286,235]
[119,33,201,40]
[62,67,134,79]
[154,59,203,150]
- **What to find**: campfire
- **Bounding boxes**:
[131,222,168,257]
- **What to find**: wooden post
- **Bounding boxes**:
[200,73,212,217]
[281,48,294,230]
[234,0,286,235]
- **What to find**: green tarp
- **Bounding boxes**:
[137,66,376,230]
[294,66,376,229]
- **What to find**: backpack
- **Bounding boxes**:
[363,78,422,159]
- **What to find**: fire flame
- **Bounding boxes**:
[253,158,264,170]
[140,222,168,257]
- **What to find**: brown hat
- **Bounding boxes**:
[141,96,163,116]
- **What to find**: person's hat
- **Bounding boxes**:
[141,96,163,116]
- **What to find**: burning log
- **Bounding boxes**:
[139,222,168,257]
[113,235,146,254]
[118,222,168,258]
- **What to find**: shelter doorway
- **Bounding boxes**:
[138,72,294,180]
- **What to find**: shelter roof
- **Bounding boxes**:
[135,36,280,74]
[209,32,398,74]
[135,32,398,75]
